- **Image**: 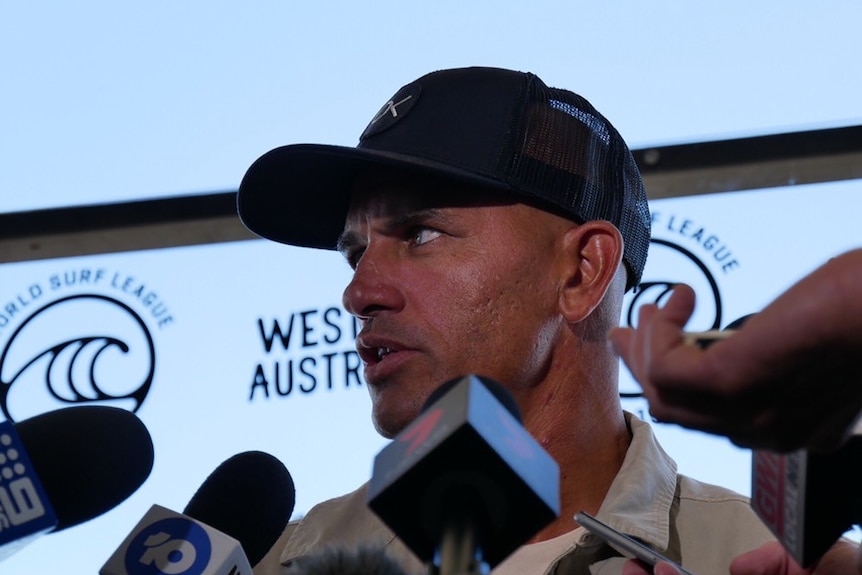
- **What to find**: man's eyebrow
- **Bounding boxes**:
[337,207,449,255]
[375,208,455,243]
[387,207,446,230]
[336,231,360,256]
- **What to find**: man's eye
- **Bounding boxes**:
[412,227,442,246]
[344,248,364,269]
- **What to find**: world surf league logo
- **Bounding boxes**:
[620,211,742,401]
[0,269,174,423]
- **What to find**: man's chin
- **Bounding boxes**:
[371,405,420,439]
[371,414,406,439]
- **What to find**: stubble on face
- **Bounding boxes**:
[342,172,573,438]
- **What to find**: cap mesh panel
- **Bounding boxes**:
[503,75,650,288]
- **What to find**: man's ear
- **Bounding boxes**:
[558,221,624,323]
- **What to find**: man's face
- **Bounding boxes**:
[338,172,572,438]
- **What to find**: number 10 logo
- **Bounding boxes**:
[126,517,212,575]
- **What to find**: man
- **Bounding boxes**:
[238,67,774,575]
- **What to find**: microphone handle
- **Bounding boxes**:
[437,507,483,575]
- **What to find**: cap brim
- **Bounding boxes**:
[237,143,510,249]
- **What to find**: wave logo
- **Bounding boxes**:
[624,238,724,331]
[0,294,154,423]
[126,517,212,575]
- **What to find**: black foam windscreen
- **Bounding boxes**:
[284,545,411,575]
[15,405,154,531]
[183,450,296,566]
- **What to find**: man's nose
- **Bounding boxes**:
[342,250,405,320]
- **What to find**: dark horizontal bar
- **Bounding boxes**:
[1,124,860,244]
[0,190,238,240]
[632,124,862,173]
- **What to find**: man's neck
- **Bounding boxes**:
[521,396,631,543]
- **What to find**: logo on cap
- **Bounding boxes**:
[360,83,422,140]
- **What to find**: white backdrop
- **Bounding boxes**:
[0,178,860,573]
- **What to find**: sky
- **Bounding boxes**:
[2,2,861,214]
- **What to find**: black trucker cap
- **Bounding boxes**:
[238,66,651,289]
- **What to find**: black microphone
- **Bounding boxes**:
[0,406,154,561]
[101,450,295,575]
[184,450,296,567]
[367,374,560,575]
[283,545,413,575]
[751,431,862,567]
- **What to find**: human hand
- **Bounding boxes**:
[621,559,682,575]
[609,248,862,452]
[608,282,781,449]
[730,540,861,575]
[620,540,861,575]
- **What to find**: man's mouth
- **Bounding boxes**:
[376,346,394,361]
[356,337,403,366]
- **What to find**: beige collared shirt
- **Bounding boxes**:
[254,413,774,575]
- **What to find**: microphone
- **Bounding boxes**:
[367,374,560,575]
[283,545,413,575]
[0,406,154,561]
[751,430,862,567]
[100,450,295,575]
[183,450,296,567]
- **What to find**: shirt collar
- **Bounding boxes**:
[589,412,678,552]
